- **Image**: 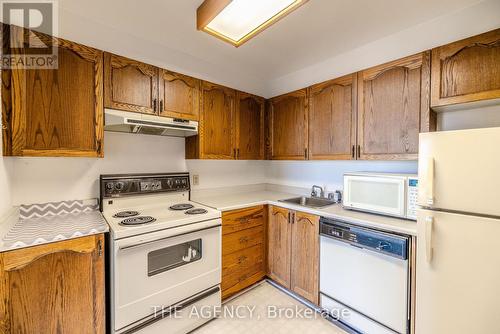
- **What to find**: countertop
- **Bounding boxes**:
[0,199,109,252]
[192,188,417,236]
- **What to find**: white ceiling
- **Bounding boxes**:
[58,0,496,97]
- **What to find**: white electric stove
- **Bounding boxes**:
[100,173,221,334]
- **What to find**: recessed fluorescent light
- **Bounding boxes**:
[197,0,308,47]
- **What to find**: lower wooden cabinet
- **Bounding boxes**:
[267,206,319,304]
[0,234,105,334]
[221,206,266,299]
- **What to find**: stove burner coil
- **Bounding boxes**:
[169,204,194,211]
[120,216,156,226]
[185,208,208,215]
[113,211,140,218]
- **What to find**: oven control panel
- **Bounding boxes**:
[101,173,190,198]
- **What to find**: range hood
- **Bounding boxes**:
[104,109,198,137]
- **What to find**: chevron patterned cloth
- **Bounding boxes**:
[3,199,108,250]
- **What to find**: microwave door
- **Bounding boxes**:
[344,175,406,218]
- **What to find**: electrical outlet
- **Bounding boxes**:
[192,174,199,186]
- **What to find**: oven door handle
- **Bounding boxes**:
[120,285,220,334]
[118,224,221,251]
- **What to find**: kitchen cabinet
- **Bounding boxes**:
[235,92,265,160]
[0,234,105,334]
[158,69,200,120]
[268,89,308,160]
[357,51,433,160]
[431,28,500,109]
[267,206,319,304]
[2,26,104,157]
[104,53,159,114]
[222,206,266,299]
[308,74,357,160]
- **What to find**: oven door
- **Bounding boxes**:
[343,174,407,218]
[112,219,221,332]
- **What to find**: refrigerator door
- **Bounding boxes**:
[418,127,500,216]
[416,209,500,334]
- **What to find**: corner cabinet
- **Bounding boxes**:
[357,51,433,160]
[186,83,266,160]
[104,53,158,114]
[308,74,357,160]
[431,28,500,109]
[235,92,265,160]
[268,89,309,160]
[2,27,104,157]
[0,234,105,334]
[267,206,319,304]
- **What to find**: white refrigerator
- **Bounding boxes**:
[416,127,500,334]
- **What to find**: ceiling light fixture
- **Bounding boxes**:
[197,0,308,47]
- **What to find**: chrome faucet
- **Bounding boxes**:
[311,185,324,198]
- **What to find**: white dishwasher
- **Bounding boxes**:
[319,218,410,334]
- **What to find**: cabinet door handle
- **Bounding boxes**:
[352,145,355,159]
[304,148,308,159]
[160,100,164,113]
[153,98,157,112]
[239,236,249,243]
[97,239,102,257]
[237,148,240,159]
[357,145,361,159]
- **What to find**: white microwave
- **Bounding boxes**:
[343,172,418,220]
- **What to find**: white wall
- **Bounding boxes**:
[9,132,186,205]
[437,105,500,131]
[268,0,500,97]
[0,129,13,218]
[266,160,418,194]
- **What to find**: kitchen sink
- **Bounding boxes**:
[279,196,336,208]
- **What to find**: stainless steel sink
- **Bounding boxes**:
[279,196,336,209]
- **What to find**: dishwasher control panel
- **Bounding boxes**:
[320,218,409,260]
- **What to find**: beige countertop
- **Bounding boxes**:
[192,188,417,236]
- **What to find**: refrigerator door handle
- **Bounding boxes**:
[425,216,434,263]
[423,157,435,206]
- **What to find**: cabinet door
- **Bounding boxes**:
[158,69,200,120]
[0,234,105,334]
[269,89,308,160]
[267,206,292,288]
[291,211,319,304]
[431,28,500,109]
[104,53,158,114]
[357,52,432,160]
[199,81,236,159]
[236,92,265,160]
[309,74,357,160]
[2,28,104,157]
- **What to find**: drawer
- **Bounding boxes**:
[222,205,265,235]
[222,225,264,256]
[221,262,265,299]
[222,244,265,277]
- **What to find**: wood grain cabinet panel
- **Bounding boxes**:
[431,28,500,108]
[104,53,158,114]
[0,234,105,334]
[268,89,308,160]
[357,52,432,160]
[308,74,357,160]
[267,206,292,288]
[2,27,104,157]
[158,70,200,120]
[221,205,266,299]
[290,211,319,304]
[235,92,265,160]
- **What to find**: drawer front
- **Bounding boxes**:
[222,244,265,277]
[221,262,265,299]
[222,206,265,235]
[222,225,264,256]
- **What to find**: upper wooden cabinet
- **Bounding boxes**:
[2,27,104,157]
[0,234,105,334]
[308,74,357,160]
[431,28,500,109]
[268,89,308,160]
[158,69,200,120]
[236,92,265,160]
[104,53,158,114]
[357,52,432,160]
